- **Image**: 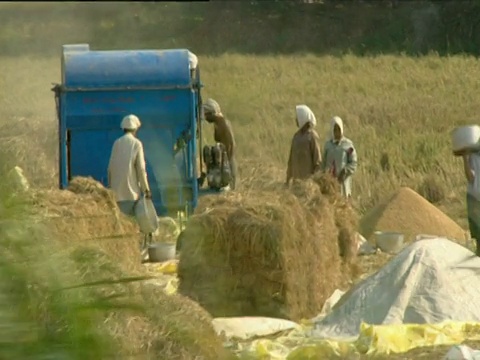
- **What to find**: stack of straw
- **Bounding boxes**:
[179,174,358,321]
[29,176,141,272]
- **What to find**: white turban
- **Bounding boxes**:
[203,98,222,116]
[330,116,344,139]
[121,114,141,130]
[296,105,317,128]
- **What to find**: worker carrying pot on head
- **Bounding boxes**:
[108,114,151,217]
[286,105,322,186]
[459,150,480,256]
[322,116,358,199]
[202,98,238,190]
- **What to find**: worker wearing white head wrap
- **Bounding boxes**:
[286,105,322,185]
[322,115,358,199]
[108,114,151,217]
[120,114,141,130]
[296,105,317,128]
[202,98,237,190]
[463,149,480,256]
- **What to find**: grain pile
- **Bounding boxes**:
[178,174,359,322]
[360,187,466,244]
[29,176,141,272]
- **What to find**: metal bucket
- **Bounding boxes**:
[148,243,176,263]
[451,125,480,155]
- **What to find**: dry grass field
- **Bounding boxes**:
[2,53,479,229]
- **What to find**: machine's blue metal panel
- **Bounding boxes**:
[62,47,191,90]
[67,124,195,216]
[58,93,68,189]
[63,90,191,130]
[57,44,201,217]
[69,130,110,184]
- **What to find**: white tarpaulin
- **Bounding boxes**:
[312,237,480,339]
[444,345,480,360]
[310,289,347,323]
[212,317,300,340]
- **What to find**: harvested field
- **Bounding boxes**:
[360,187,466,244]
[28,176,142,272]
[178,175,359,322]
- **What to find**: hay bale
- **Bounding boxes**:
[201,170,359,263]
[294,174,360,263]
[360,187,466,243]
[178,189,348,321]
[29,176,141,272]
[70,246,235,360]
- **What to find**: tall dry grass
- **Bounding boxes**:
[2,53,478,228]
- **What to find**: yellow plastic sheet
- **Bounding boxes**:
[237,322,480,359]
[164,277,178,295]
[154,260,178,275]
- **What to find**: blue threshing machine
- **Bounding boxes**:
[53,44,209,218]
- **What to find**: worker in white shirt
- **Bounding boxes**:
[108,114,151,217]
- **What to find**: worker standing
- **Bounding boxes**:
[286,105,322,186]
[202,98,238,190]
[108,114,151,217]
[322,116,358,199]
[461,151,480,256]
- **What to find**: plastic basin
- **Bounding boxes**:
[148,242,176,263]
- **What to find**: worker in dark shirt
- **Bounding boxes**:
[286,105,322,185]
